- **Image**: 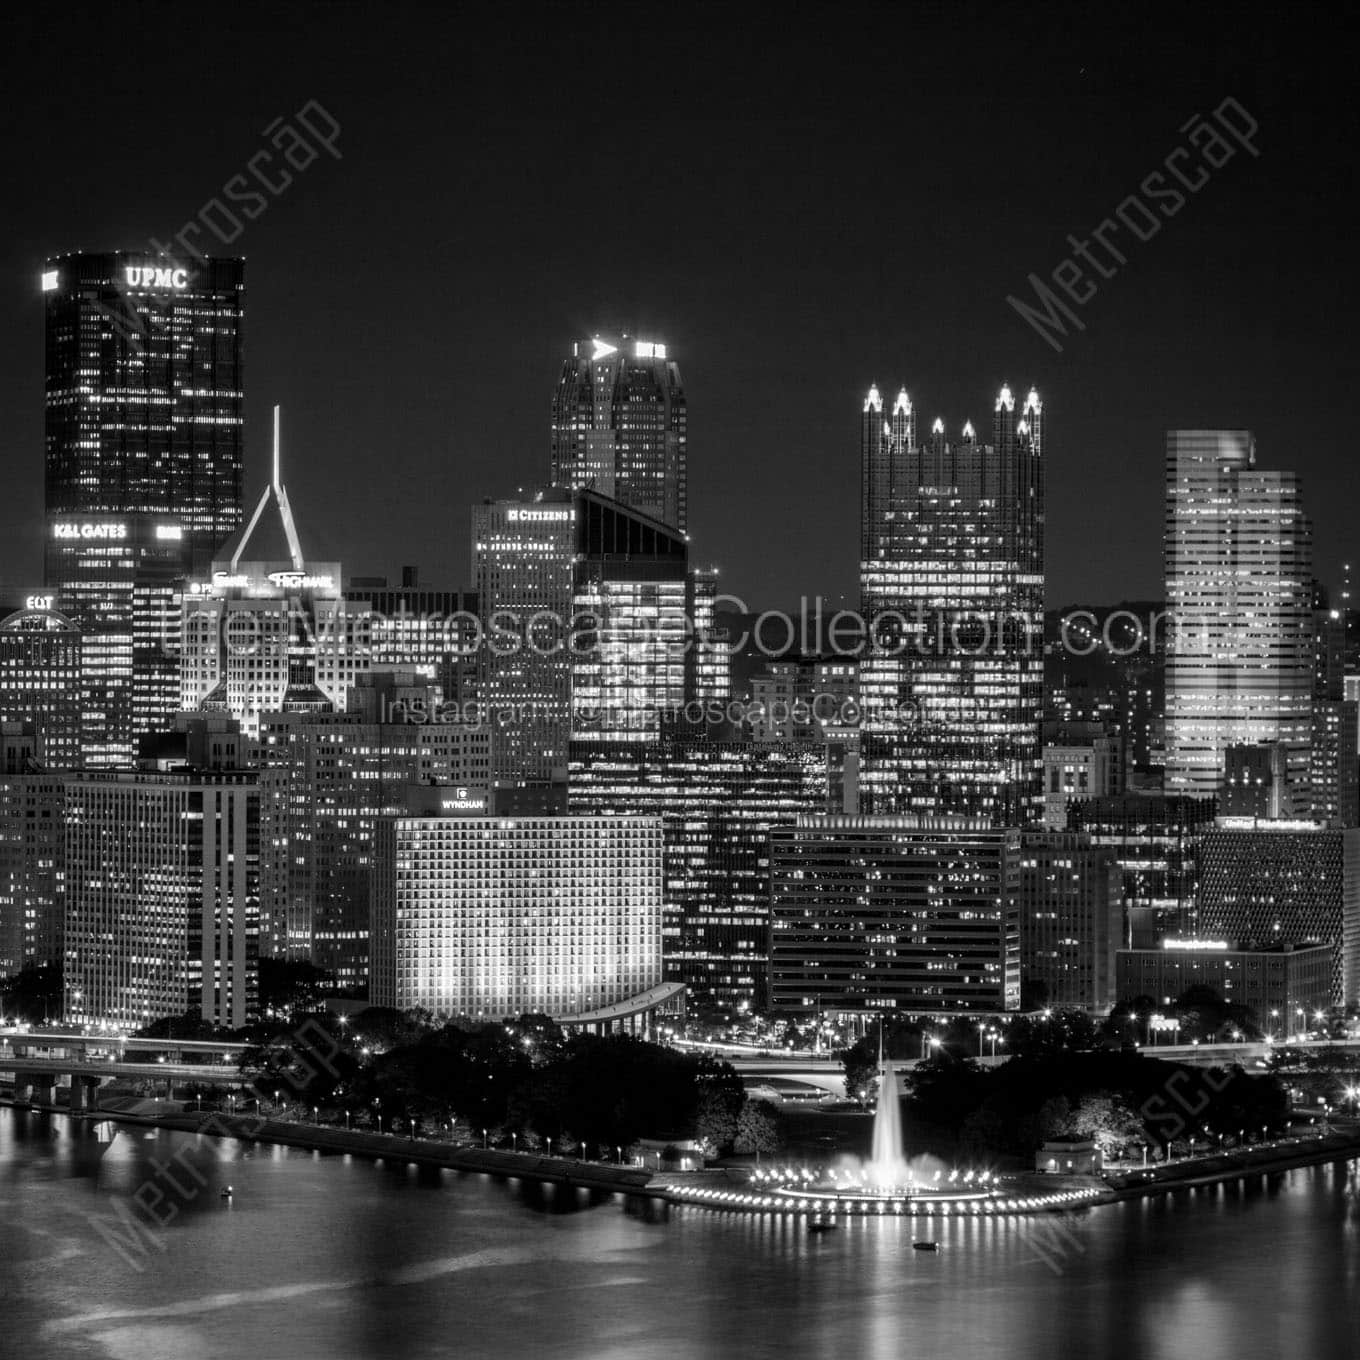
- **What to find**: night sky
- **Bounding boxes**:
[1,2,1353,609]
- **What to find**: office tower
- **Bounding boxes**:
[257,673,492,987]
[688,566,730,705]
[770,815,1022,1015]
[0,592,82,769]
[1221,744,1290,819]
[1066,793,1216,946]
[472,491,576,782]
[572,492,688,741]
[473,489,690,780]
[1115,940,1332,1030]
[858,384,1044,825]
[344,567,479,706]
[1309,600,1359,825]
[181,415,369,736]
[43,252,245,575]
[1042,725,1117,829]
[569,734,829,1008]
[1164,431,1313,806]
[550,335,687,532]
[1045,603,1164,788]
[1019,830,1122,1011]
[43,254,243,763]
[0,763,67,976]
[1196,820,1360,1005]
[371,797,662,1019]
[64,753,259,1029]
[747,657,859,741]
[45,514,191,765]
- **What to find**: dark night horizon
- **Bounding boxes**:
[1,2,1354,608]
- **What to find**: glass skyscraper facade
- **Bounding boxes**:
[1164,430,1314,805]
[858,384,1044,825]
[43,253,245,764]
[43,252,245,576]
[550,336,687,533]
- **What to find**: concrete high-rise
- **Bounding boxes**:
[858,384,1044,825]
[1164,431,1313,806]
[770,815,1022,1015]
[550,336,686,532]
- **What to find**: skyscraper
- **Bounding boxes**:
[371,800,663,1019]
[1164,431,1314,805]
[64,762,259,1030]
[43,252,245,575]
[550,336,687,532]
[181,413,369,736]
[858,384,1044,825]
[0,592,82,769]
[770,814,1022,1015]
[472,491,577,782]
[43,252,245,763]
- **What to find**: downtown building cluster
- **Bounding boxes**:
[1,248,1357,1042]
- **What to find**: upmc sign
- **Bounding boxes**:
[124,266,189,289]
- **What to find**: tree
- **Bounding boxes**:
[693,1083,743,1156]
[1062,1091,1145,1158]
[0,962,62,1024]
[734,1099,781,1156]
[256,959,335,1015]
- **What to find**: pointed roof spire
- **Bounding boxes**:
[893,388,912,415]
[864,384,883,413]
[962,420,975,440]
[230,404,305,571]
[995,384,1015,412]
[931,417,945,435]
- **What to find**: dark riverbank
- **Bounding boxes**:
[3,1095,660,1194]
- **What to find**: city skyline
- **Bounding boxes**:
[2,7,1357,611]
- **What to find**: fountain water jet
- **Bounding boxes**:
[866,1027,912,1189]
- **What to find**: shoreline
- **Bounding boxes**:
[5,1096,1357,1215]
[1,1096,663,1195]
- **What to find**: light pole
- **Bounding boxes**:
[482,1127,488,1148]
[345,1110,351,1131]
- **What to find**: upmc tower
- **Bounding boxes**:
[42,252,245,764]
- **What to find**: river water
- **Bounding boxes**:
[2,1107,1358,1360]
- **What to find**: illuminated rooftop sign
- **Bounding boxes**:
[507,508,572,523]
[125,266,189,289]
[41,270,59,292]
[52,522,127,540]
[1162,939,1229,951]
[634,340,667,359]
[440,787,488,814]
[24,594,54,612]
[267,570,336,590]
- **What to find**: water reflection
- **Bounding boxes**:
[2,1108,1357,1360]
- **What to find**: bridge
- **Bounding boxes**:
[0,1030,248,1109]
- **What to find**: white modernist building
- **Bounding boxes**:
[372,804,663,1020]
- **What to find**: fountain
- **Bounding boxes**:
[866,1039,910,1189]
[657,1022,1102,1218]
